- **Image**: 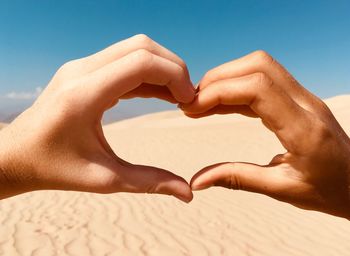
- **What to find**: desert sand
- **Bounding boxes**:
[0,95,349,256]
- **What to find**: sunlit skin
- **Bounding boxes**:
[1,35,350,219]
[0,34,195,202]
[181,50,350,219]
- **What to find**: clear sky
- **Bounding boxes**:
[0,0,349,118]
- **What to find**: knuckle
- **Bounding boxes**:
[228,165,243,190]
[54,59,82,81]
[201,69,216,84]
[252,72,273,90]
[253,50,275,66]
[130,49,154,71]
[132,33,154,48]
[58,59,78,73]
[178,59,188,71]
[173,63,185,78]
[146,183,158,194]
[245,73,274,111]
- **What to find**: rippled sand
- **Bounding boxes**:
[0,95,349,256]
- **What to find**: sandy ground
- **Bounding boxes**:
[0,95,349,256]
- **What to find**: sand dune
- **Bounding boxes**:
[0,95,349,256]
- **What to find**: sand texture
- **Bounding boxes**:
[0,95,350,256]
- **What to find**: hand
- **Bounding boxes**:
[0,34,195,202]
[181,50,350,218]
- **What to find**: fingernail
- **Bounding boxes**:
[191,182,207,191]
[174,195,192,203]
[191,186,204,191]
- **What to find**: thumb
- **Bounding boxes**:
[191,162,286,197]
[118,163,193,203]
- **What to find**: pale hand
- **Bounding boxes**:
[0,34,195,202]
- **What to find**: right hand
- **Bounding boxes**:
[181,50,350,218]
[0,34,195,202]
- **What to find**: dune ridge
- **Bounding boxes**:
[0,95,349,255]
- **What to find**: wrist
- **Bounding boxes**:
[0,126,35,199]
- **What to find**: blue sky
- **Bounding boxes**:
[0,0,349,119]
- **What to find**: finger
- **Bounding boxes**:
[183,105,258,119]
[78,34,190,79]
[119,164,193,203]
[120,83,177,103]
[181,73,310,152]
[200,51,288,89]
[198,50,312,106]
[86,160,193,203]
[190,162,290,200]
[82,49,195,108]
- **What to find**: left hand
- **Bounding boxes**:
[0,34,195,202]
